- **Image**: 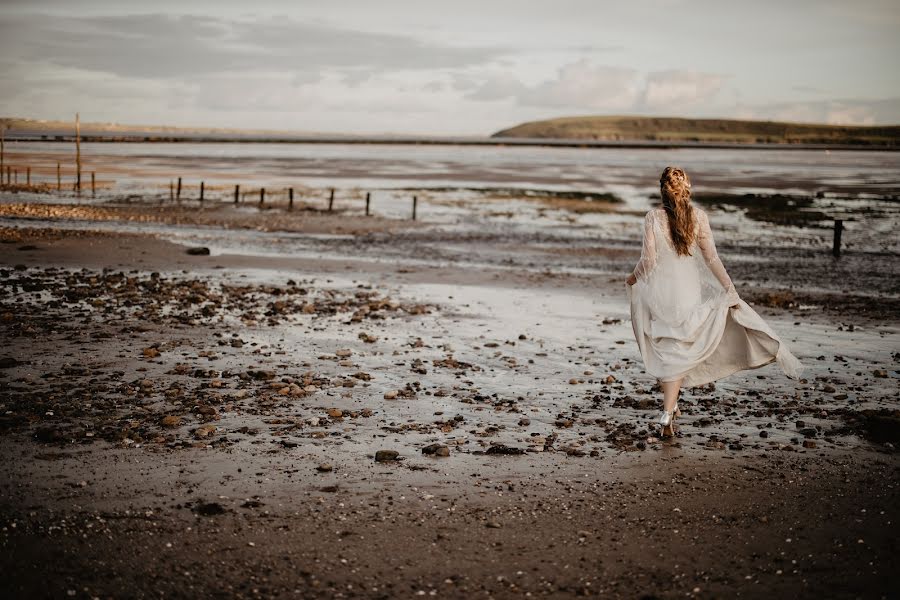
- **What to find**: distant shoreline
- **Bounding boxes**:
[4,132,899,151]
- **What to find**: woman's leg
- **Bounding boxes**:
[661,377,683,412]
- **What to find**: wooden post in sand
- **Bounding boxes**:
[75,113,82,194]
[57,163,61,191]
[199,181,205,203]
[833,220,843,257]
[328,188,334,211]
[26,167,31,187]
[234,184,240,204]
[365,192,371,216]
[288,188,294,210]
[412,195,418,221]
[259,187,265,206]
[0,125,4,176]
[169,180,174,202]
[91,171,96,196]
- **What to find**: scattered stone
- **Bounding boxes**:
[160,415,181,428]
[0,357,18,369]
[873,369,888,378]
[327,408,343,418]
[316,464,333,472]
[186,247,211,256]
[486,521,502,528]
[803,440,817,449]
[485,445,526,455]
[358,333,378,343]
[335,349,352,358]
[422,443,450,457]
[193,502,225,516]
[142,347,160,359]
[194,424,216,439]
[518,418,530,427]
[384,390,399,400]
[375,450,400,462]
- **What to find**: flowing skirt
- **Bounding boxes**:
[627,283,804,387]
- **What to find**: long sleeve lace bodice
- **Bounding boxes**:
[696,210,740,305]
[630,207,740,306]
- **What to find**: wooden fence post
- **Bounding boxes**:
[75,113,81,193]
[288,188,294,210]
[365,192,370,216]
[412,195,417,221]
[0,125,4,176]
[176,177,182,201]
[57,163,61,191]
[833,219,843,257]
[199,181,204,202]
[169,180,174,202]
[234,184,240,204]
[26,167,31,186]
[328,188,334,211]
[259,187,265,206]
[91,171,95,196]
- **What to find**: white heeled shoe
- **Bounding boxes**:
[658,401,682,437]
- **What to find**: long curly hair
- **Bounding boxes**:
[659,166,696,256]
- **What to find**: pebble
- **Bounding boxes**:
[316,463,333,472]
[375,450,399,462]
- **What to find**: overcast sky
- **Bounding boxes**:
[1,0,899,134]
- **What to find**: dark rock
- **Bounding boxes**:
[186,247,211,256]
[0,357,18,369]
[193,502,226,516]
[375,450,399,462]
[485,445,526,455]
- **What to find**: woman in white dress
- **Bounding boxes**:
[625,167,804,436]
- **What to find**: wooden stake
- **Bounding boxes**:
[259,187,265,206]
[412,195,417,221]
[57,163,61,191]
[91,171,96,196]
[288,188,294,210]
[169,180,174,202]
[328,188,334,211]
[75,113,81,193]
[833,219,843,257]
[365,192,370,216]
[0,125,4,176]
[26,167,31,186]
[234,184,240,204]
[176,177,182,201]
[199,181,204,202]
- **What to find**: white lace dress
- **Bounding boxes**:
[627,207,804,387]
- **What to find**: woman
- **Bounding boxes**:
[626,166,803,436]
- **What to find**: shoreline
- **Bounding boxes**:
[1,204,897,598]
[5,133,900,152]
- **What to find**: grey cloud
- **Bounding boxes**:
[0,13,507,81]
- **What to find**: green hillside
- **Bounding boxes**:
[492,116,900,146]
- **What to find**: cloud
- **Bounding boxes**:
[468,60,639,110]
[639,70,726,110]
[735,98,900,125]
[0,13,507,80]
[466,61,724,113]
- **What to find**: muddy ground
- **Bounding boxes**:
[0,205,898,598]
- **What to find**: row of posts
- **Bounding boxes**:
[0,163,97,195]
[166,179,418,220]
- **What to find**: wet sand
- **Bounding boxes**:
[1,220,898,599]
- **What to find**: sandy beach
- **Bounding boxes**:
[0,142,898,599]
